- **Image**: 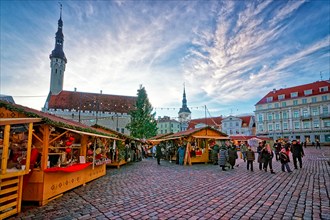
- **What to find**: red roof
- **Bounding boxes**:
[256,81,330,105]
[187,117,222,129]
[47,91,137,114]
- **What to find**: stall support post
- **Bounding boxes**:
[81,135,87,157]
[24,122,33,172]
[41,125,50,170]
[1,124,10,175]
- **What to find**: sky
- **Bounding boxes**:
[1,0,329,120]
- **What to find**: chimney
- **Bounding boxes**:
[74,87,77,92]
[272,88,276,93]
[100,90,103,94]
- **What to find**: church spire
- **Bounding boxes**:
[179,83,191,114]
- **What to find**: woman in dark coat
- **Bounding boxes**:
[228,144,238,169]
[218,145,228,171]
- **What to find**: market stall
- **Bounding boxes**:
[0,118,41,219]
[160,127,229,165]
[0,101,118,206]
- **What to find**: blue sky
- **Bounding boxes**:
[1,0,329,119]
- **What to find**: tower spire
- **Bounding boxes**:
[48,4,67,95]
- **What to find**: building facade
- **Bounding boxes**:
[156,116,181,134]
[42,9,136,135]
[255,80,330,143]
[221,115,255,136]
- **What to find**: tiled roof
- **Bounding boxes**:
[256,80,330,105]
[47,90,137,114]
[0,101,115,136]
[187,117,222,129]
[240,116,251,126]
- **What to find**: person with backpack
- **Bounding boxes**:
[279,144,292,173]
[261,143,275,174]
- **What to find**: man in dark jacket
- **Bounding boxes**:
[156,144,162,165]
[291,140,305,169]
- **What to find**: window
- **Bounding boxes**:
[293,110,299,118]
[236,122,239,126]
[313,120,319,128]
[319,86,328,92]
[278,94,285,100]
[323,106,329,114]
[258,106,263,110]
[283,122,288,130]
[258,124,264,131]
[302,109,309,117]
[275,103,279,108]
[230,122,232,127]
[266,97,273,102]
[324,120,330,127]
[268,104,272,109]
[275,124,280,130]
[312,108,319,116]
[302,99,307,104]
[275,113,280,120]
[291,92,298,98]
[311,97,317,103]
[303,121,310,129]
[322,95,328,101]
[293,100,298,105]
[224,123,227,128]
[268,113,273,121]
[294,122,300,129]
[121,128,125,133]
[304,90,312,95]
[282,102,286,107]
[268,124,273,131]
[258,114,263,122]
[282,112,288,119]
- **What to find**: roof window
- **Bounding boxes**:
[304,89,313,95]
[278,94,285,100]
[320,86,328,92]
[291,92,298,98]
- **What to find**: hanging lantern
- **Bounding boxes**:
[65,141,73,146]
[65,148,72,153]
[69,136,75,142]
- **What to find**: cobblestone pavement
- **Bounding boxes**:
[11,147,330,220]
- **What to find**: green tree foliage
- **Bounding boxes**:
[126,85,157,139]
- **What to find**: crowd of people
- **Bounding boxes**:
[212,139,306,174]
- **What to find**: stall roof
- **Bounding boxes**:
[192,135,230,140]
[162,127,228,140]
[0,118,42,126]
[61,127,122,140]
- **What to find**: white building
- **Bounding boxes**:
[255,80,330,143]
[156,116,181,134]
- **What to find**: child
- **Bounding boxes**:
[279,145,292,173]
[246,147,255,171]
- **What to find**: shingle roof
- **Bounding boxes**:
[187,117,222,129]
[47,90,137,114]
[0,101,115,137]
[256,80,330,105]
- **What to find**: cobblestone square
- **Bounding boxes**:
[11,147,330,220]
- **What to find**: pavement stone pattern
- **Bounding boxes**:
[10,147,330,220]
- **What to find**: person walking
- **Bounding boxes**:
[316,140,321,149]
[291,140,304,169]
[274,140,282,161]
[228,144,238,169]
[218,144,229,171]
[257,142,264,171]
[246,146,255,171]
[279,144,292,173]
[156,144,162,165]
[261,143,275,174]
[212,142,220,165]
[177,145,185,165]
[240,142,248,162]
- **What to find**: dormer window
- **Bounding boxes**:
[278,94,285,100]
[291,92,298,98]
[320,86,328,92]
[266,97,273,103]
[304,89,312,95]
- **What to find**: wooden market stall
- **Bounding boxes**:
[0,101,118,207]
[0,118,41,219]
[160,127,229,165]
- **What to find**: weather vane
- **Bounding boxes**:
[58,2,62,17]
